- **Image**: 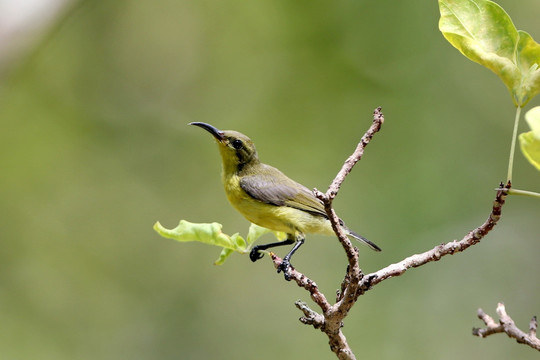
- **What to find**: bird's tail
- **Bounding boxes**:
[346,229,382,252]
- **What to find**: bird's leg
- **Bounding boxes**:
[249,236,295,262]
[277,235,305,281]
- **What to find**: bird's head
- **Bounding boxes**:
[190,122,260,173]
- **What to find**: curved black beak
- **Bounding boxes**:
[189,122,225,141]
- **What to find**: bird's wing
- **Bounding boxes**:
[239,165,327,218]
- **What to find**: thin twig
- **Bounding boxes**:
[326,107,385,200]
[295,300,325,328]
[473,303,540,351]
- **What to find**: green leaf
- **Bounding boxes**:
[153,220,285,265]
[438,0,540,106]
[519,106,540,170]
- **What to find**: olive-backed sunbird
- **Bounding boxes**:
[190,122,381,280]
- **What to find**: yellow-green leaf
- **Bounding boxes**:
[154,220,245,250]
[214,248,235,265]
[153,220,285,265]
[519,106,540,170]
[438,0,540,106]
[246,223,287,246]
[525,106,540,139]
[153,220,247,264]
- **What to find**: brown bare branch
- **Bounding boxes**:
[473,303,540,351]
[325,106,384,201]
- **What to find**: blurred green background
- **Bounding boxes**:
[1,0,539,359]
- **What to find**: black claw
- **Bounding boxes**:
[277,260,292,281]
[247,237,296,265]
[249,247,264,262]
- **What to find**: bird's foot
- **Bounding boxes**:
[277,259,292,281]
[249,247,264,262]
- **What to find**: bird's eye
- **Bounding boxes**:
[232,139,243,150]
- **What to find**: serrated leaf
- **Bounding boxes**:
[519,106,540,170]
[438,0,540,106]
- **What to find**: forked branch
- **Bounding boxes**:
[269,107,522,359]
[272,107,384,360]
[473,303,540,351]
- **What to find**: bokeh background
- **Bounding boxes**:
[1,0,539,359]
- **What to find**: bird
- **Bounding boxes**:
[189,122,381,280]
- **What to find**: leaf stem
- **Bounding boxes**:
[507,106,522,182]
[508,188,540,199]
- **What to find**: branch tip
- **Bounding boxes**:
[530,316,538,338]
